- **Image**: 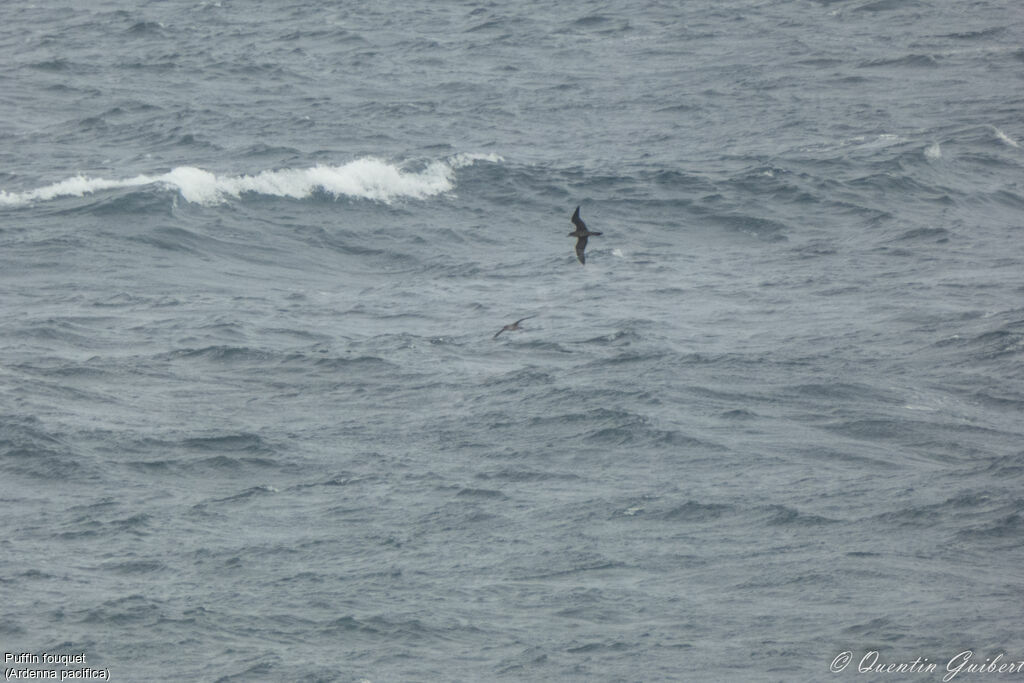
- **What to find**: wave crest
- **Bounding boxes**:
[0,153,502,207]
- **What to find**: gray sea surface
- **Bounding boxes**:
[2,1,1023,681]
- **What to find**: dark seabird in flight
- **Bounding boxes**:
[569,205,602,264]
[493,315,536,339]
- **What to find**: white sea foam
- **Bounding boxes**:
[0,173,154,205]
[924,142,941,160]
[0,154,503,207]
[992,126,1019,148]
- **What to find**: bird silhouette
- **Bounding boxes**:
[493,315,537,339]
[568,205,602,264]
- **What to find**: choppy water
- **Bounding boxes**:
[2,1,1023,681]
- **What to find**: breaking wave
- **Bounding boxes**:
[0,153,502,207]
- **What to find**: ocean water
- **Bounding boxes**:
[2,1,1023,681]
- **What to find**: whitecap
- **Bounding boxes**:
[0,173,154,205]
[993,126,1019,148]
[0,153,503,207]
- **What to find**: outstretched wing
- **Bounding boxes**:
[571,205,586,232]
[493,327,506,339]
[514,315,537,326]
[575,236,588,264]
